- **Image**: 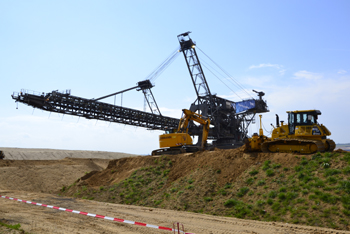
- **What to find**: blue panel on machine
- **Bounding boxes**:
[234,100,256,113]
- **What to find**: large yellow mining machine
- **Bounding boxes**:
[246,110,336,154]
[152,109,211,155]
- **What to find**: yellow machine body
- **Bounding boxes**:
[246,115,270,152]
[153,109,211,155]
[247,110,335,154]
[159,132,193,148]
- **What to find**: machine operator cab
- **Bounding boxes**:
[287,110,330,137]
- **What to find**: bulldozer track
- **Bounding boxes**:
[325,139,336,152]
[261,138,325,154]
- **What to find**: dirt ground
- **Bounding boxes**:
[2,190,348,234]
[0,148,349,234]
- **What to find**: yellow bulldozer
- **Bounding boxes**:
[152,109,210,155]
[246,110,336,154]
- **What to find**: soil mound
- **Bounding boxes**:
[0,158,110,193]
[0,147,136,160]
[63,147,350,231]
[77,147,300,188]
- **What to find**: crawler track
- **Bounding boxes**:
[325,139,336,152]
[261,139,326,154]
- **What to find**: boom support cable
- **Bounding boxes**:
[196,46,253,99]
[200,62,243,100]
[146,47,180,82]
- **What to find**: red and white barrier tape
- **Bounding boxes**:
[0,195,194,234]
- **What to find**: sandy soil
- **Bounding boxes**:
[0,147,136,160]
[0,148,349,234]
[0,158,110,193]
[2,190,349,234]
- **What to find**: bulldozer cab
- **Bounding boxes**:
[287,110,321,134]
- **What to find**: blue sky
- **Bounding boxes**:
[1,1,349,154]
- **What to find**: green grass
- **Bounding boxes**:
[60,151,350,231]
[0,221,29,233]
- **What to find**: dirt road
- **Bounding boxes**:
[1,190,348,234]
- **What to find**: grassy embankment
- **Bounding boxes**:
[62,151,350,231]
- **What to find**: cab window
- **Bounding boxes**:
[308,115,315,124]
[302,113,308,124]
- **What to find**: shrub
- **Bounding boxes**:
[267,198,274,205]
[266,169,275,177]
[324,168,341,177]
[271,202,281,211]
[313,179,325,188]
[272,163,281,169]
[279,187,287,193]
[326,176,337,184]
[278,193,286,200]
[286,192,298,201]
[163,169,170,177]
[224,199,241,207]
[340,180,350,194]
[302,189,309,195]
[300,159,308,165]
[154,200,162,205]
[257,179,266,186]
[249,169,259,176]
[204,197,213,202]
[256,200,266,207]
[237,187,249,197]
[224,183,232,189]
[262,160,271,171]
[294,165,303,172]
[341,194,350,205]
[343,166,350,175]
[319,193,339,204]
[342,209,350,216]
[245,178,254,185]
[343,153,350,163]
[218,189,227,196]
[177,191,184,196]
[268,190,277,198]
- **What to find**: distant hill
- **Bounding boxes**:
[336,143,350,151]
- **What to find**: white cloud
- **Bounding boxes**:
[249,63,282,70]
[159,107,182,118]
[293,70,323,80]
[259,75,350,143]
[338,70,347,74]
[249,63,285,76]
[278,69,286,76]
